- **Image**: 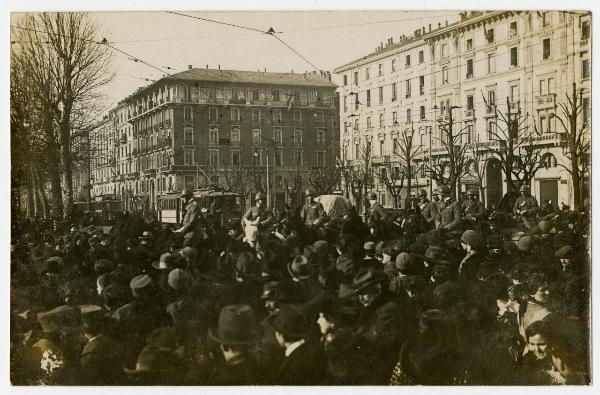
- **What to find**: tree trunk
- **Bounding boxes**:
[571,158,581,210]
[61,101,74,220]
[28,167,37,218]
[48,164,63,218]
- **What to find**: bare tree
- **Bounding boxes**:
[339,142,373,215]
[467,136,488,205]
[485,96,545,192]
[553,83,591,209]
[433,107,470,198]
[379,165,405,208]
[307,165,340,196]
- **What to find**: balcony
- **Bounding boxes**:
[372,155,391,165]
[464,109,474,118]
[466,73,474,80]
[527,132,567,146]
[230,139,241,146]
[142,169,156,177]
[509,101,520,111]
[316,142,327,149]
[536,94,555,109]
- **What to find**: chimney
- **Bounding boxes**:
[445,20,448,27]
[438,22,441,29]
[188,65,192,70]
[422,26,425,35]
[291,69,294,74]
[206,64,208,69]
[264,67,266,72]
[218,64,221,70]
[429,23,431,32]
[459,11,468,22]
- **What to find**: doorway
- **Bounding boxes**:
[539,179,559,209]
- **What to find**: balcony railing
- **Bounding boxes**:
[536,94,555,105]
[371,155,391,165]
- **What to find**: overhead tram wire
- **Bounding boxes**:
[165,11,267,34]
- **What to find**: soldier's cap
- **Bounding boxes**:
[467,189,478,196]
[519,184,530,191]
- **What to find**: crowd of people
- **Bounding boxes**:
[10,184,591,385]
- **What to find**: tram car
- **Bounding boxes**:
[158,189,242,227]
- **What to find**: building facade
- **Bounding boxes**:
[89,114,116,199]
[91,68,338,214]
[336,10,591,209]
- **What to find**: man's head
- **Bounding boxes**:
[255,192,266,207]
[467,189,478,201]
[304,189,315,204]
[367,192,377,204]
[419,189,428,202]
[520,184,530,197]
[528,273,550,304]
[180,188,193,202]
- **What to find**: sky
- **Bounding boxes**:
[75,11,461,109]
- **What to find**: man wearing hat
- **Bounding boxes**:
[434,185,462,232]
[207,304,266,385]
[367,192,388,239]
[300,188,328,227]
[265,304,327,385]
[418,188,438,230]
[362,241,380,270]
[352,267,406,384]
[242,192,274,237]
[513,184,539,229]
[79,305,124,385]
[174,187,206,247]
[462,189,486,227]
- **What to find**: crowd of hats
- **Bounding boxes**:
[9,202,591,385]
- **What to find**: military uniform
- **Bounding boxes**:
[368,201,388,237]
[462,199,485,220]
[513,194,539,229]
[180,199,206,246]
[242,205,274,229]
[419,200,438,228]
[301,201,327,226]
[436,200,462,231]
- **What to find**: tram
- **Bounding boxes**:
[158,189,242,226]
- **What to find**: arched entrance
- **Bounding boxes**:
[485,158,502,209]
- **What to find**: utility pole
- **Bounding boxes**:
[448,106,459,199]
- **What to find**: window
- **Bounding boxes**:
[581,20,590,40]
[252,109,261,125]
[353,71,358,85]
[294,110,302,125]
[367,117,372,129]
[419,50,424,63]
[420,106,425,120]
[366,90,371,107]
[405,80,411,98]
[539,114,547,133]
[542,12,551,27]
[252,129,262,145]
[209,150,219,166]
[365,67,370,80]
[253,151,262,165]
[392,111,398,125]
[231,150,240,166]
[379,113,384,128]
[272,90,280,101]
[467,124,475,144]
[441,43,448,57]
[378,63,383,76]
[379,86,384,105]
[316,130,325,145]
[581,52,590,79]
[294,150,303,166]
[209,107,218,122]
[315,111,324,126]
[275,150,283,166]
[354,119,359,131]
[486,28,494,44]
[231,127,240,144]
[273,109,282,123]
[510,47,518,67]
[184,149,194,165]
[355,143,360,159]
[354,94,359,110]
[184,106,192,121]
[466,38,473,51]
[231,108,240,123]
[542,153,557,168]
[508,21,517,37]
[343,96,348,112]
[316,151,325,167]
[209,129,219,145]
[343,75,348,85]
[488,91,496,107]
[582,97,590,126]
[487,53,495,73]
[467,95,474,110]
[543,38,550,60]
[392,83,397,102]
[547,77,555,95]
[273,129,282,146]
[510,85,520,103]
[466,58,474,78]
[486,119,496,140]
[405,55,411,67]
[406,108,412,123]
[379,140,384,156]
[391,59,396,72]
[184,127,194,145]
[419,76,425,95]
[442,66,449,84]
[293,130,303,146]
[344,122,349,134]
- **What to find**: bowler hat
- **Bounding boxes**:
[352,266,388,294]
[288,255,313,280]
[312,240,330,256]
[538,220,553,234]
[37,305,81,334]
[335,254,357,277]
[130,274,153,297]
[168,268,193,291]
[180,247,199,260]
[208,304,262,345]
[395,252,413,274]
[305,188,315,197]
[363,241,376,252]
[264,304,307,338]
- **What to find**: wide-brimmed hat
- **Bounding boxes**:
[423,246,452,266]
[352,266,388,294]
[288,255,313,280]
[208,304,262,345]
[37,305,81,334]
[130,274,154,297]
[264,304,307,338]
[124,346,181,376]
[152,252,177,270]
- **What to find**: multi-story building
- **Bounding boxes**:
[89,114,116,199]
[95,68,338,213]
[335,10,591,208]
